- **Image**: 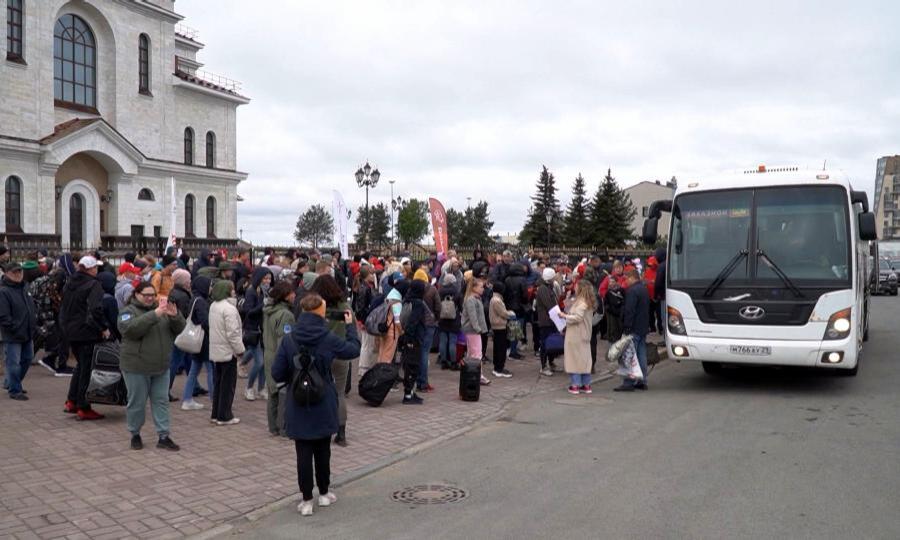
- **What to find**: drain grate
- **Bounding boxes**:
[391,484,469,505]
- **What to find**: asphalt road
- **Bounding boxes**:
[227,298,900,540]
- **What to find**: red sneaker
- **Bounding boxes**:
[580,385,593,394]
[420,384,435,393]
[567,385,580,395]
[76,409,105,421]
[63,400,77,414]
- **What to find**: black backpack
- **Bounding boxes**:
[291,345,326,407]
[605,287,625,317]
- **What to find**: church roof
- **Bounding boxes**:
[39,118,103,145]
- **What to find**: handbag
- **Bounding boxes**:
[174,299,205,354]
[507,318,524,341]
[242,329,261,347]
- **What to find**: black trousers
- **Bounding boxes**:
[67,342,95,411]
[295,437,331,501]
[211,359,237,422]
[539,326,555,368]
[492,328,508,373]
[531,313,541,354]
[401,343,420,395]
[590,322,603,371]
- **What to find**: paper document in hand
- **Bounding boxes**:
[548,305,566,332]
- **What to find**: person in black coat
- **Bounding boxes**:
[59,257,110,419]
[97,271,121,342]
[0,263,38,400]
[503,263,528,359]
[272,293,360,516]
[240,266,273,400]
[181,276,213,406]
[436,274,462,369]
[399,280,428,404]
[616,268,651,392]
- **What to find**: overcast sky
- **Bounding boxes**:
[177,0,900,246]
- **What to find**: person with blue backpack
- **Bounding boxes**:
[271,293,360,517]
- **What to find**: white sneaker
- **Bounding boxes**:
[216,418,241,426]
[480,375,491,386]
[297,500,314,516]
[181,400,205,411]
[540,368,553,377]
[318,492,337,507]
[244,388,256,401]
[492,370,513,378]
[258,388,268,400]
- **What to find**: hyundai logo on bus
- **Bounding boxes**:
[739,306,766,320]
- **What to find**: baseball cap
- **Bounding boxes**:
[78,256,98,269]
[118,262,139,275]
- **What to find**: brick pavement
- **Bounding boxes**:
[0,343,621,540]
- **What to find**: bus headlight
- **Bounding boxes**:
[667,306,687,336]
[823,308,851,340]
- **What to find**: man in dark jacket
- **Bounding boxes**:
[616,268,650,392]
[59,256,110,419]
[192,249,214,276]
[272,293,360,516]
[503,263,528,359]
[535,268,559,376]
[489,250,513,284]
[0,263,38,400]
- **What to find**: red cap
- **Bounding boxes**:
[118,262,139,275]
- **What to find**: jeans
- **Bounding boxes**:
[168,346,190,390]
[295,437,331,501]
[211,359,237,422]
[437,329,455,367]
[625,334,649,386]
[243,344,265,391]
[417,326,435,387]
[122,370,170,437]
[569,373,592,387]
[67,342,96,411]
[332,357,350,425]
[538,326,554,368]
[4,341,33,395]
[182,351,214,402]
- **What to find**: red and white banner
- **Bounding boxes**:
[428,198,449,257]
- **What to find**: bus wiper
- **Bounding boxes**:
[703,250,749,297]
[757,250,804,298]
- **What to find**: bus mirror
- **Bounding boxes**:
[851,190,869,213]
[648,200,673,219]
[642,218,659,245]
[859,212,877,241]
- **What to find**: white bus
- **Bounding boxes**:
[642,166,877,376]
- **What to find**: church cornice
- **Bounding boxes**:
[112,0,183,24]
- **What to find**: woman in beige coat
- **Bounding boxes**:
[208,280,245,425]
[561,280,596,395]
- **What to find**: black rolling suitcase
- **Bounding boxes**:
[358,363,399,406]
[86,341,128,406]
[459,358,481,402]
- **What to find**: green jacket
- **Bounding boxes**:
[117,300,187,375]
[263,300,295,368]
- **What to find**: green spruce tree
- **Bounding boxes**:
[519,165,564,248]
[562,173,592,246]
[589,168,636,248]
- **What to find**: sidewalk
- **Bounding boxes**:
[0,342,618,540]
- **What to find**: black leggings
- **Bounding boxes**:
[211,359,237,422]
[492,328,508,372]
[295,437,331,501]
[401,342,420,395]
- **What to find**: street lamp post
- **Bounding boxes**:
[389,179,396,249]
[391,196,403,254]
[545,213,552,248]
[355,161,380,249]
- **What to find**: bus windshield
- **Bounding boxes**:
[669,185,851,288]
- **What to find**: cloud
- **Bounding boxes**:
[176,0,900,246]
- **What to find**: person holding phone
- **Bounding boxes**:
[118,283,186,450]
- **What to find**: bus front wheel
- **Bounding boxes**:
[702,362,723,375]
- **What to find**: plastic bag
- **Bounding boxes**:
[615,340,644,380]
[607,334,633,363]
[87,369,122,394]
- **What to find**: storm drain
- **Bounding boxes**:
[391,484,469,505]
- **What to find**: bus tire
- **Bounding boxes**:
[702,361,722,375]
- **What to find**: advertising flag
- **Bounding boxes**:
[333,190,349,258]
[428,198,449,257]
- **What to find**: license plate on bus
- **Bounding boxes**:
[729,345,771,356]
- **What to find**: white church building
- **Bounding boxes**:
[0,0,248,255]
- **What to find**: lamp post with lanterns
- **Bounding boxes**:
[354,161,380,248]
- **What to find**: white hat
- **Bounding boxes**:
[400,257,411,265]
[542,268,556,281]
[78,256,98,269]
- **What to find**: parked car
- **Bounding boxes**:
[877,258,898,295]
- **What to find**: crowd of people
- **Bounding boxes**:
[0,243,666,514]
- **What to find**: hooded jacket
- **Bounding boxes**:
[98,271,121,341]
[209,281,245,362]
[437,282,462,332]
[400,280,427,345]
[192,249,211,275]
[503,263,529,315]
[59,271,107,343]
[191,275,212,355]
[242,267,273,333]
[271,312,360,440]
[0,275,37,343]
[263,300,295,381]
[535,278,558,328]
[118,297,186,374]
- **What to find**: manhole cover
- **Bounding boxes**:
[391,484,469,505]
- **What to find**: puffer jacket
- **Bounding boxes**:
[59,271,107,343]
[118,298,186,374]
[209,298,245,362]
[0,276,37,343]
[503,263,529,315]
[272,312,360,440]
